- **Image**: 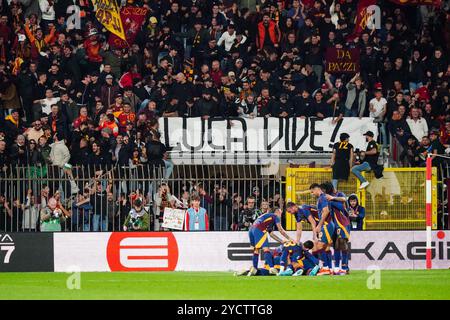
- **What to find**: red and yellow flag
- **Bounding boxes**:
[91,0,126,40]
[347,0,377,41]
[108,6,148,49]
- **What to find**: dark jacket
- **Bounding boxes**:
[48,112,68,140]
[87,152,112,169]
[17,71,37,101]
[101,84,120,108]
[58,100,79,126]
[348,194,365,231]
[293,96,314,117]
[70,146,91,166]
[193,98,219,117]
[10,144,28,166]
[113,143,133,166]
[145,140,166,166]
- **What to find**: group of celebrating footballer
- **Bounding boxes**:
[236,182,351,277]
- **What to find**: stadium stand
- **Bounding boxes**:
[0,0,448,232]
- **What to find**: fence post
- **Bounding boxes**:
[426,155,432,269]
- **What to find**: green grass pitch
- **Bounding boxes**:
[0,270,449,300]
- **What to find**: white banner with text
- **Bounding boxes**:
[159,117,378,153]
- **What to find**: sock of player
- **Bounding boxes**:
[325,250,333,269]
[318,250,327,267]
[341,250,349,270]
[264,251,274,268]
[252,252,259,268]
[334,250,341,270]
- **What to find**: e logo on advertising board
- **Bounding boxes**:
[107,232,178,271]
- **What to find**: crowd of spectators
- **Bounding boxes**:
[0,0,449,231]
[0,173,287,232]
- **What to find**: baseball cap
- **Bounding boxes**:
[363,131,374,137]
[149,16,158,24]
[321,83,328,90]
[374,82,383,90]
[88,29,98,37]
[106,74,113,79]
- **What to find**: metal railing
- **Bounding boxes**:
[1,161,446,232]
[389,135,449,230]
[285,167,439,230]
[0,164,283,232]
[438,161,449,230]
[0,165,164,232]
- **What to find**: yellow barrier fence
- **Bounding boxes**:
[285,167,437,230]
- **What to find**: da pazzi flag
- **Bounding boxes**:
[91,0,126,40]
[325,48,360,73]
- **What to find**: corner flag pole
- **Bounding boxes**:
[425,154,432,269]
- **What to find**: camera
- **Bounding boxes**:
[52,208,62,218]
[128,217,141,229]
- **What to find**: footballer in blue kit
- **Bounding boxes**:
[286,187,335,275]
[278,241,320,276]
[321,182,351,275]
[286,203,319,244]
[247,207,293,276]
[310,183,336,275]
